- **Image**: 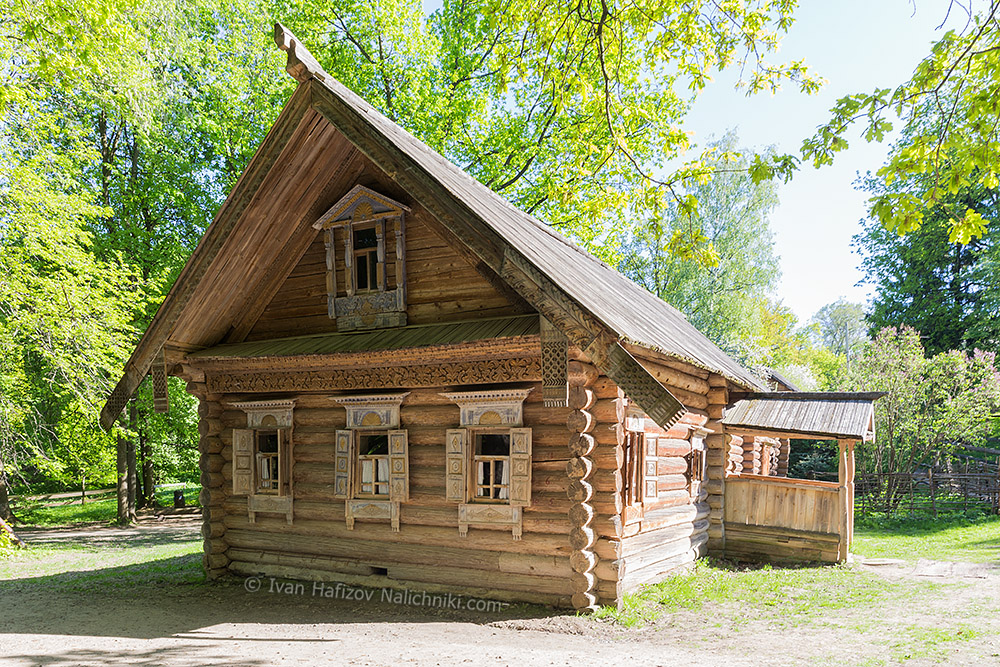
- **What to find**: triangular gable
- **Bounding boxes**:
[101,23,766,430]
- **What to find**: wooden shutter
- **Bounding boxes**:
[388,429,409,503]
[334,430,353,499]
[509,428,532,506]
[233,429,253,496]
[445,429,467,503]
[644,436,658,500]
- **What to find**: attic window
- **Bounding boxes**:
[352,225,379,292]
[314,185,410,332]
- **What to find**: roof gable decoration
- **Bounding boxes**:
[316,185,410,332]
[313,184,410,230]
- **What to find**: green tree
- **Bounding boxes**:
[810,299,867,368]
[616,131,781,366]
[803,1,1000,243]
[845,326,1000,512]
[854,181,1000,355]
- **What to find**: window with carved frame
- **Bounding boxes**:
[314,185,409,332]
[471,428,512,502]
[355,430,391,498]
[332,393,410,531]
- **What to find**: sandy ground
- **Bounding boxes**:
[2,519,999,666]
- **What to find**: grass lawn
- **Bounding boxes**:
[853,513,1000,563]
[595,513,1000,665]
[14,483,201,527]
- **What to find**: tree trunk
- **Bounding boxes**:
[117,433,128,526]
[141,434,154,509]
[127,402,138,522]
[0,467,13,523]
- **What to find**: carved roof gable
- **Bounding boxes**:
[313,185,410,229]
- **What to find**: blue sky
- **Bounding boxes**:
[684,1,963,323]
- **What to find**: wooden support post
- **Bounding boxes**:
[837,439,855,561]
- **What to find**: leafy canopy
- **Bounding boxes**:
[803,1,1000,244]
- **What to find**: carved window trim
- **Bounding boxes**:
[443,390,532,540]
[688,426,710,500]
[314,185,409,332]
[332,393,411,531]
[230,400,296,524]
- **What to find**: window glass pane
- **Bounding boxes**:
[258,432,278,454]
[477,433,510,457]
[368,250,378,287]
[354,226,377,249]
[356,254,369,290]
[360,433,389,456]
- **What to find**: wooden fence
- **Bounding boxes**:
[724,474,845,563]
[856,470,999,516]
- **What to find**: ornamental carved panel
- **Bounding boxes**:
[207,358,541,394]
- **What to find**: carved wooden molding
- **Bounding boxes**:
[313,184,410,230]
[346,498,400,531]
[207,358,541,394]
[152,348,169,414]
[458,503,523,540]
[189,336,539,372]
[441,389,532,427]
[230,399,296,428]
[248,494,293,524]
[540,316,568,408]
[331,392,410,429]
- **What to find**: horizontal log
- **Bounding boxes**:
[227,560,571,607]
[637,361,711,395]
[656,457,687,475]
[224,515,572,558]
[656,439,691,457]
[656,474,688,492]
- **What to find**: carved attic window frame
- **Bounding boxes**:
[230,399,296,524]
[442,389,533,540]
[331,392,411,531]
[314,185,410,332]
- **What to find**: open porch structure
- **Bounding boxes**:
[721,392,884,563]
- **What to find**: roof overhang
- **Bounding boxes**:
[722,392,887,442]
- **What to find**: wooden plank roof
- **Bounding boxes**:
[722,392,886,441]
[188,315,539,360]
[99,24,768,430]
[303,44,765,392]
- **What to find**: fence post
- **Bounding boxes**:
[929,468,935,518]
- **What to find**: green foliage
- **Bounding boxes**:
[286,0,821,251]
[803,2,1000,242]
[845,326,1000,510]
[615,131,784,368]
[0,530,15,559]
[854,179,1000,355]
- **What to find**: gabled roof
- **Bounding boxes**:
[99,24,765,430]
[722,392,886,441]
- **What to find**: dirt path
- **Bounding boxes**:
[3,519,999,666]
[1,519,746,666]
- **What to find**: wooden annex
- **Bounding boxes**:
[101,25,883,610]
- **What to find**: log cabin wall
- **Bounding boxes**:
[603,355,716,597]
[188,373,590,608]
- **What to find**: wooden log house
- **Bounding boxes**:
[100,25,883,610]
